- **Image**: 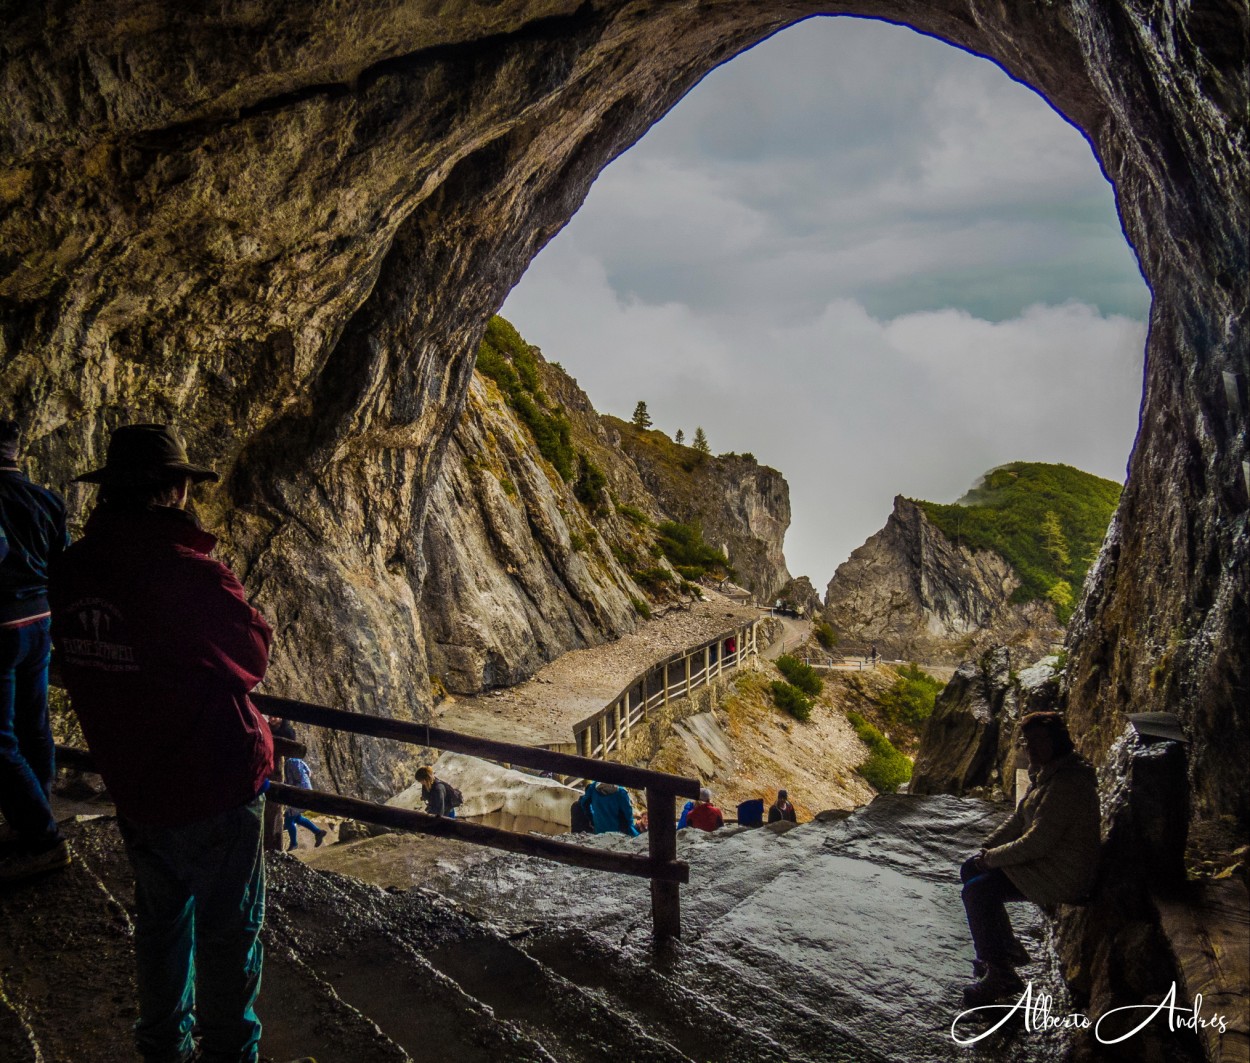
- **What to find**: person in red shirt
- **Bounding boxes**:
[50,424,274,1063]
[685,787,724,831]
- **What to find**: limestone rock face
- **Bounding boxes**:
[616,438,794,601]
[824,497,1062,662]
[911,649,1063,797]
[0,0,1244,835]
[420,370,643,694]
[775,576,822,616]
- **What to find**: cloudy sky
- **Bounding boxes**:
[501,16,1150,591]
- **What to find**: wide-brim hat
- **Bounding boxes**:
[75,423,219,486]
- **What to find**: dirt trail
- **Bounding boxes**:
[435,590,761,746]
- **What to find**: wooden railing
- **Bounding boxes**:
[574,620,759,760]
[58,693,701,946]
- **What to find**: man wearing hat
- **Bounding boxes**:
[50,424,274,1063]
[767,789,797,824]
[0,418,71,882]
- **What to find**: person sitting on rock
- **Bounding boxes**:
[416,765,460,818]
[960,711,1100,1006]
[767,789,797,823]
[578,780,640,837]
[685,788,724,832]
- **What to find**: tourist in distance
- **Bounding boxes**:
[578,779,640,836]
[0,419,71,883]
[416,764,462,818]
[960,711,1100,1007]
[685,787,724,831]
[677,798,695,829]
[49,424,276,1063]
[282,756,327,849]
[767,789,797,824]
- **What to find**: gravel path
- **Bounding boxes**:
[436,591,762,746]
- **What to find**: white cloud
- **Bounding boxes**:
[500,15,1150,592]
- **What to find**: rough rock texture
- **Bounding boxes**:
[910,647,1062,797]
[0,0,1245,836]
[1055,729,1199,1060]
[609,424,794,601]
[824,496,1063,662]
[420,370,642,693]
[775,575,822,616]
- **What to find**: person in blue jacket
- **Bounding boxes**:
[579,781,640,837]
[282,756,327,850]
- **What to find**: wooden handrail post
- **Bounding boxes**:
[648,786,680,947]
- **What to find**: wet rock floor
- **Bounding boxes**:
[1,794,1079,1062]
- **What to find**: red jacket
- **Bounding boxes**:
[686,802,724,832]
[50,504,273,826]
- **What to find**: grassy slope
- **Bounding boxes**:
[912,462,1121,623]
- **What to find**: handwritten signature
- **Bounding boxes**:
[951,981,1229,1045]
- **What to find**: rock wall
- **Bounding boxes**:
[0,1,1244,835]
[419,370,643,694]
[611,429,794,600]
[824,496,1062,663]
[910,649,1063,797]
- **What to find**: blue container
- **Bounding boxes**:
[736,798,765,827]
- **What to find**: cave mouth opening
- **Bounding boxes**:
[500,15,1151,592]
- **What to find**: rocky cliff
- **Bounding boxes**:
[607,421,793,600]
[421,321,790,694]
[824,495,1063,663]
[419,370,642,695]
[0,0,1244,843]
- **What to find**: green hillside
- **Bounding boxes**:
[912,462,1121,623]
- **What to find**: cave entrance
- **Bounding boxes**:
[500,16,1150,592]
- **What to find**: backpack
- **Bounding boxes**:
[442,781,463,810]
[570,797,592,834]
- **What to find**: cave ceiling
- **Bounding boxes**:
[0,1,1245,822]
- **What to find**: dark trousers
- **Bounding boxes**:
[0,618,58,849]
[118,796,265,1063]
[960,856,1027,968]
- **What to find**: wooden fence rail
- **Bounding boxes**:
[55,693,700,946]
[575,620,759,760]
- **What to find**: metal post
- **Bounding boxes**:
[663,663,670,705]
[648,787,680,947]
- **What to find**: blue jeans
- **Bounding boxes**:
[118,796,266,1063]
[282,809,322,848]
[0,618,58,849]
[960,856,1027,968]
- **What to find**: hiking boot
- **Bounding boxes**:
[972,938,1031,978]
[0,837,71,883]
[962,966,1025,1007]
[314,831,325,847]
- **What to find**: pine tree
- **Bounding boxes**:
[692,426,710,454]
[631,401,653,429]
[1041,510,1071,569]
[675,429,685,445]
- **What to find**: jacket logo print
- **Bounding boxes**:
[62,597,139,672]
